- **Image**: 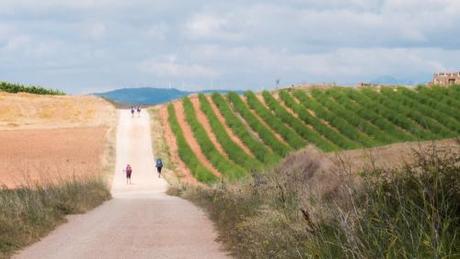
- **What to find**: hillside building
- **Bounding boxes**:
[432,72,460,86]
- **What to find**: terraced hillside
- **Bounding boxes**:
[162,85,460,183]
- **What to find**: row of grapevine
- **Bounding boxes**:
[293,90,375,147]
[378,88,456,138]
[211,94,280,165]
[244,91,306,149]
[167,86,460,184]
[167,104,217,183]
[182,97,246,180]
[227,92,292,157]
[398,87,460,132]
[359,88,438,140]
[325,88,415,142]
[0,81,65,95]
[198,94,263,171]
[279,90,359,149]
[417,86,460,114]
[311,89,394,145]
[345,88,427,140]
[262,91,339,152]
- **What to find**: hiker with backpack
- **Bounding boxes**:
[124,164,133,184]
[155,158,163,178]
[130,106,135,118]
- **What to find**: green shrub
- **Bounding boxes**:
[0,81,64,95]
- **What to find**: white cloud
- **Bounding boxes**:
[185,14,242,41]
[139,58,219,79]
[0,0,459,93]
[85,23,107,40]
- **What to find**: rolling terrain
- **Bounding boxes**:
[160,85,460,183]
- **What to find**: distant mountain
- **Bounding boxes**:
[369,75,428,86]
[94,87,239,105]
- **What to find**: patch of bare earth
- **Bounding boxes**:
[189,96,227,158]
[206,95,254,157]
[0,93,117,188]
[156,105,197,185]
[173,101,221,177]
[0,127,108,188]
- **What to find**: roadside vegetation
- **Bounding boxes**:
[148,107,180,185]
[0,81,64,95]
[172,143,460,258]
[0,178,110,258]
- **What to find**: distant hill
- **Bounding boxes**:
[94,87,239,105]
[369,75,429,86]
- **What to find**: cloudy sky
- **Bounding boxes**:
[0,0,459,94]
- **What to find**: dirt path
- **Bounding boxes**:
[15,110,229,259]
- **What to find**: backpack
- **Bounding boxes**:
[156,159,163,168]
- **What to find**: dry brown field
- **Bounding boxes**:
[0,92,116,188]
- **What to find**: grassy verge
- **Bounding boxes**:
[149,107,180,185]
[171,144,460,258]
[0,178,111,258]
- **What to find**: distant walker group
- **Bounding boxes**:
[124,108,164,184]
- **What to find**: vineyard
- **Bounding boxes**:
[165,85,460,183]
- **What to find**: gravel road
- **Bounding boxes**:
[14,110,229,259]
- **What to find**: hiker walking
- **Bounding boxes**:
[130,106,135,118]
[137,106,141,117]
[124,164,133,184]
[155,158,163,178]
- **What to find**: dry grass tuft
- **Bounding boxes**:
[0,177,111,258]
